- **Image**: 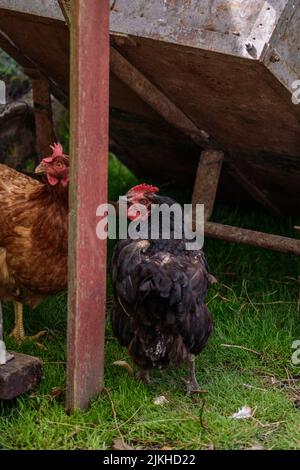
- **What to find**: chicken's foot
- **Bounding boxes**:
[9,302,46,346]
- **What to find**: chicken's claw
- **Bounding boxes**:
[9,328,47,349]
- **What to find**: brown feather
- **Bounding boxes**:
[0,163,68,307]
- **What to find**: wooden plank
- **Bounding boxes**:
[27,70,55,157]
[0,17,69,102]
[205,222,300,255]
[110,47,211,148]
[114,37,300,158]
[0,9,70,94]
[192,150,223,221]
[58,0,71,27]
[0,352,42,400]
[66,0,109,411]
[191,150,300,254]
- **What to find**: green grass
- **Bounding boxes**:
[0,156,300,450]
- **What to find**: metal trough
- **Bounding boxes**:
[0,0,299,215]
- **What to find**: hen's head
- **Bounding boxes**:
[125,183,159,221]
[35,143,69,187]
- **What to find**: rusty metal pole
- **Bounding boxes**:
[66,0,109,411]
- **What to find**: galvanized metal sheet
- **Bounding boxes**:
[111,0,266,37]
[0,0,64,20]
[110,0,288,59]
[264,0,300,93]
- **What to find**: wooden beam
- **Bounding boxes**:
[58,0,71,27]
[192,149,300,255]
[192,149,223,221]
[66,0,109,411]
[0,31,68,107]
[205,222,300,255]
[110,47,212,148]
[0,30,34,70]
[26,70,55,157]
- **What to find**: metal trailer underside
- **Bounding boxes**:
[0,1,299,215]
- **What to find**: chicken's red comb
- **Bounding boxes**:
[129,183,159,194]
[42,142,64,163]
[50,142,63,157]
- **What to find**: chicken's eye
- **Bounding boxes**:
[55,162,63,169]
[139,198,148,206]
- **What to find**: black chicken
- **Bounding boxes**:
[111,184,215,392]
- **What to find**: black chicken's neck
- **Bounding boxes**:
[141,195,186,239]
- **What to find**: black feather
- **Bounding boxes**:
[110,195,213,370]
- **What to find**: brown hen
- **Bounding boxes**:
[0,143,69,343]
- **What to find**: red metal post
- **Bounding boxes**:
[66,0,109,411]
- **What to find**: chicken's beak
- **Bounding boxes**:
[35,162,48,174]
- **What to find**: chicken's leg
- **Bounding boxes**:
[9,301,46,344]
[136,368,150,385]
[186,354,200,393]
[9,301,25,342]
